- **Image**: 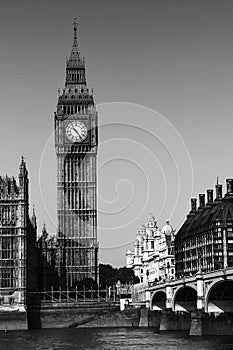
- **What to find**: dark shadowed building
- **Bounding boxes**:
[0,157,38,309]
[175,179,233,277]
[37,223,61,291]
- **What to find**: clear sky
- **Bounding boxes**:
[1,0,233,266]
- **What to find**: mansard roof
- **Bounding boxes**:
[176,193,233,241]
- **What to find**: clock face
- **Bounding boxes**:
[66,121,88,142]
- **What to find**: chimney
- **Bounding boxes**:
[191,198,197,212]
[226,179,233,196]
[207,189,214,204]
[187,198,197,219]
[215,183,222,201]
[198,194,205,208]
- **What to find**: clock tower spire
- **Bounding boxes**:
[54,19,98,287]
[65,18,86,88]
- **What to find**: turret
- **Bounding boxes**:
[42,222,48,239]
[126,249,134,268]
[136,222,145,243]
[146,212,157,228]
[18,156,28,189]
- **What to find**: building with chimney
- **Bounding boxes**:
[126,214,175,283]
[0,158,38,310]
[175,179,233,277]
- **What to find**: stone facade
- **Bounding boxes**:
[0,158,38,310]
[175,179,233,277]
[126,214,175,284]
[54,19,98,287]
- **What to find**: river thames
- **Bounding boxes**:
[0,328,233,350]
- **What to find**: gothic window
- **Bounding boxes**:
[1,237,12,259]
[1,269,13,288]
[78,188,82,209]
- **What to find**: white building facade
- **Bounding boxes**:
[126,214,176,284]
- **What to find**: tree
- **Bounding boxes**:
[72,277,98,291]
[99,263,138,288]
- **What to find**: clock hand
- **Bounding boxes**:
[72,127,81,138]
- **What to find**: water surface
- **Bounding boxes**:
[0,328,233,350]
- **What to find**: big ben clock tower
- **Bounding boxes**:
[54,19,98,287]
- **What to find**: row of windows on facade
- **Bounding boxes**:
[63,94,90,100]
[62,161,94,182]
[66,73,85,82]
[61,105,93,115]
[60,86,90,94]
[0,248,94,289]
[0,207,17,223]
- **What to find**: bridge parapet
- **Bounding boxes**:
[132,267,233,313]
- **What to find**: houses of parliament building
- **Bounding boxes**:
[0,20,99,309]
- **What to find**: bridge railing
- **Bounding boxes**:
[27,287,120,306]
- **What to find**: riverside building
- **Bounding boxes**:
[126,214,175,283]
[175,179,233,277]
[0,158,38,309]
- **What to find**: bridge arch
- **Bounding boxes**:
[150,290,166,311]
[205,278,233,313]
[173,285,197,312]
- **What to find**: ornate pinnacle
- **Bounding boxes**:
[42,221,47,235]
[32,205,36,218]
[19,156,28,177]
[73,17,78,33]
[70,17,79,57]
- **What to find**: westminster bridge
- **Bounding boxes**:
[132,267,233,313]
